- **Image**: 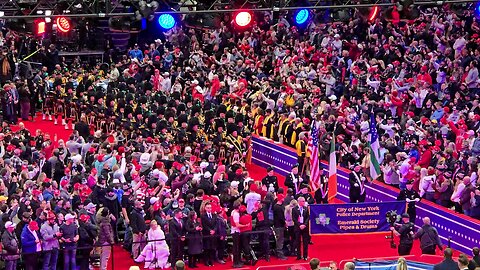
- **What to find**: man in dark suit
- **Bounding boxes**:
[292,197,310,261]
[349,164,366,203]
[459,254,470,270]
[433,248,460,270]
[200,202,221,266]
[169,209,186,267]
[130,201,147,260]
[468,247,480,270]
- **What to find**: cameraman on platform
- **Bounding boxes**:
[390,213,415,256]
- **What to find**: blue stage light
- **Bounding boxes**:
[295,9,310,25]
[158,14,175,30]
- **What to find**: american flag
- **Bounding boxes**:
[308,121,320,190]
[351,112,360,125]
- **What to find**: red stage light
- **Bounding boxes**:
[368,6,379,21]
[35,20,46,35]
[234,11,252,27]
[56,17,71,33]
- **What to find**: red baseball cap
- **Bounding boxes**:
[28,221,39,231]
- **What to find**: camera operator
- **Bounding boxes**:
[390,213,415,256]
[397,180,421,223]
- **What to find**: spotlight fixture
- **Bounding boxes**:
[158,14,176,29]
[295,9,310,25]
[234,11,252,27]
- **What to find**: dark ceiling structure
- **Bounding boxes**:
[0,0,476,19]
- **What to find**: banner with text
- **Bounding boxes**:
[310,201,406,234]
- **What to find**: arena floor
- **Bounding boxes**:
[14,118,454,270]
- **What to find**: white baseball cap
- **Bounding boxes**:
[150,197,160,205]
[4,221,16,229]
[231,181,239,189]
[65,213,75,220]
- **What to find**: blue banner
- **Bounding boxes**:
[310,201,406,234]
[355,260,433,270]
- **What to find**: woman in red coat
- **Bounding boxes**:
[239,205,258,266]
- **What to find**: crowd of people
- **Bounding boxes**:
[0,1,478,270]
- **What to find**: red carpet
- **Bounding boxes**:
[14,118,452,270]
[12,117,73,141]
[112,232,446,270]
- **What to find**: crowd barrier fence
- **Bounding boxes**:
[255,260,331,270]
[0,242,116,270]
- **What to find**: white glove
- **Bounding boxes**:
[354,183,359,187]
[414,198,420,202]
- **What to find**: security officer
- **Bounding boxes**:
[397,180,421,223]
[261,166,279,192]
[391,213,415,256]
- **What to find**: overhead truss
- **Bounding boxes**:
[0,0,476,19]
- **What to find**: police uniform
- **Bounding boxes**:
[295,184,315,205]
[284,164,308,193]
[349,166,367,203]
[397,182,421,223]
[261,167,279,192]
